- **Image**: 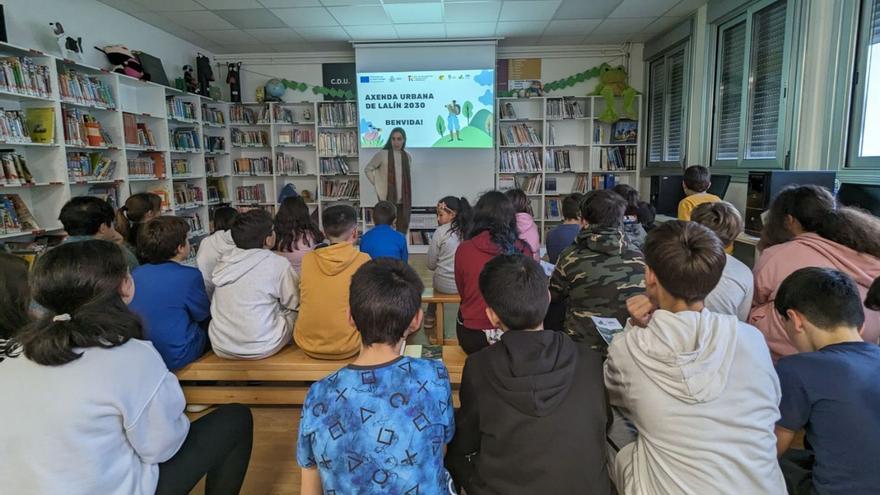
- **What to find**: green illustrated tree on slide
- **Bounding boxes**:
[435,115,446,140]
[462,101,474,124]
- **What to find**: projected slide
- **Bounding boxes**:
[357,69,494,149]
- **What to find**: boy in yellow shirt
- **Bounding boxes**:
[294,205,371,359]
[678,165,721,220]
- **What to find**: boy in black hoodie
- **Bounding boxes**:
[446,255,611,495]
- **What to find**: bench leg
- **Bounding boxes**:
[434,302,444,345]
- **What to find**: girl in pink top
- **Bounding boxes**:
[505,188,541,260]
[273,196,324,273]
[750,185,880,360]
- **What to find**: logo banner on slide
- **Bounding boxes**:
[357,69,494,149]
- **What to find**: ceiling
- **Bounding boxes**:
[98,0,706,54]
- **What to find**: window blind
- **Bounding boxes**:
[649,59,666,162]
[716,21,747,160]
[872,0,880,44]
[747,0,787,159]
[666,50,686,161]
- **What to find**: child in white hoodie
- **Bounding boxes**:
[196,206,238,298]
[605,220,785,494]
[209,209,299,360]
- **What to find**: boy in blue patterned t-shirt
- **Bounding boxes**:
[297,258,456,494]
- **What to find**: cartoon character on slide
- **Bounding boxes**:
[446,100,462,142]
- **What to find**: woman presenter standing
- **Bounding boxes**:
[364,127,412,233]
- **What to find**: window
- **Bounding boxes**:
[711,0,792,168]
[647,43,689,166]
[848,0,880,167]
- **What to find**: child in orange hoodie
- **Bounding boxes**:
[294,205,371,359]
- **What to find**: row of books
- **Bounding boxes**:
[235,184,268,203]
[167,99,195,120]
[86,184,119,208]
[171,159,191,176]
[67,152,117,181]
[318,131,357,156]
[500,124,541,146]
[573,174,620,193]
[320,157,351,175]
[1,194,40,234]
[229,104,270,125]
[499,149,542,172]
[206,156,219,175]
[204,136,225,153]
[517,175,542,194]
[318,102,356,127]
[63,108,112,147]
[321,178,358,199]
[408,209,439,230]
[231,129,269,147]
[0,109,31,143]
[546,98,585,119]
[128,152,165,178]
[499,102,517,119]
[277,154,307,175]
[594,120,638,144]
[123,115,157,147]
[202,106,225,125]
[181,214,204,234]
[58,70,115,108]
[173,182,203,205]
[408,230,434,246]
[233,157,272,176]
[170,128,200,151]
[278,129,314,146]
[273,106,294,124]
[0,57,52,99]
[545,198,561,220]
[0,152,32,186]
[546,149,572,172]
[207,179,228,203]
[598,146,637,171]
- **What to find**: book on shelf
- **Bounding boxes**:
[499,149,542,172]
[408,230,434,246]
[202,105,225,125]
[171,159,191,176]
[273,106,294,124]
[517,175,542,194]
[319,157,350,175]
[25,108,55,144]
[127,152,165,178]
[62,107,103,147]
[204,135,225,152]
[166,98,196,120]
[499,102,517,119]
[205,156,219,175]
[408,208,439,230]
[122,114,137,145]
[0,57,52,98]
[231,128,269,147]
[66,152,117,181]
[598,146,637,171]
[58,70,115,108]
[0,194,40,234]
[545,97,584,119]
[130,123,157,148]
[321,177,359,199]
[235,183,268,203]
[545,198,561,220]
[593,122,612,143]
[181,214,204,234]
[497,175,516,192]
[545,177,557,193]
[278,128,314,146]
[149,188,170,210]
[170,127,200,150]
[207,178,228,203]
[233,157,273,176]
[500,123,541,146]
[0,152,32,186]
[86,184,119,208]
[173,182,204,205]
[0,109,31,143]
[592,174,618,191]
[318,131,357,156]
[277,154,307,175]
[574,174,589,193]
[545,149,572,172]
[229,104,269,124]
[318,102,356,126]
[611,120,638,144]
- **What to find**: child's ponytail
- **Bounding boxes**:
[115,193,162,247]
[439,195,472,238]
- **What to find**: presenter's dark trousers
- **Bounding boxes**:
[156,404,254,495]
[778,449,815,495]
[396,203,410,234]
[456,313,490,355]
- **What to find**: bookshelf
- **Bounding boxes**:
[495,95,643,241]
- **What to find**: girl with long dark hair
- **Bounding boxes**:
[364,127,412,233]
[750,185,880,359]
[116,192,162,250]
[273,196,324,273]
[424,196,472,332]
[0,253,30,356]
[0,240,253,494]
[454,190,533,353]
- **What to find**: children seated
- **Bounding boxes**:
[446,255,611,494]
[115,192,161,256]
[773,267,880,495]
[58,196,139,270]
[545,192,582,264]
[549,189,645,349]
[691,201,753,320]
[196,206,238,298]
[505,188,541,260]
[359,200,408,261]
[273,196,324,273]
[677,165,720,220]
[611,184,648,250]
[294,205,370,359]
[297,259,454,493]
[425,196,471,331]
[128,216,211,370]
[608,221,784,494]
[209,209,299,360]
[0,240,252,494]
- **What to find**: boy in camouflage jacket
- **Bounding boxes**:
[550,190,645,349]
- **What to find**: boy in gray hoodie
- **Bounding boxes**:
[209,209,299,359]
[605,221,785,494]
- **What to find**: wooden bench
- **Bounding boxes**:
[422,288,461,345]
[175,345,466,407]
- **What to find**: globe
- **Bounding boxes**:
[265,79,285,101]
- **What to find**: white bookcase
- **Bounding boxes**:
[495,95,643,241]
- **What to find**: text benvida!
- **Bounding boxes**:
[365,93,434,126]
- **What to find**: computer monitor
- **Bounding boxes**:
[837,183,880,217]
[707,174,732,199]
[650,174,732,217]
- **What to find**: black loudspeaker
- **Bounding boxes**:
[650,175,685,217]
[744,171,837,235]
[0,6,7,43]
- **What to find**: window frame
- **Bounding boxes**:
[645,41,691,168]
[708,0,797,170]
[847,0,880,169]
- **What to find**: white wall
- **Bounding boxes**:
[3,0,213,77]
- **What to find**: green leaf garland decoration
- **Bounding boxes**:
[278,78,353,100]
[497,63,613,97]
